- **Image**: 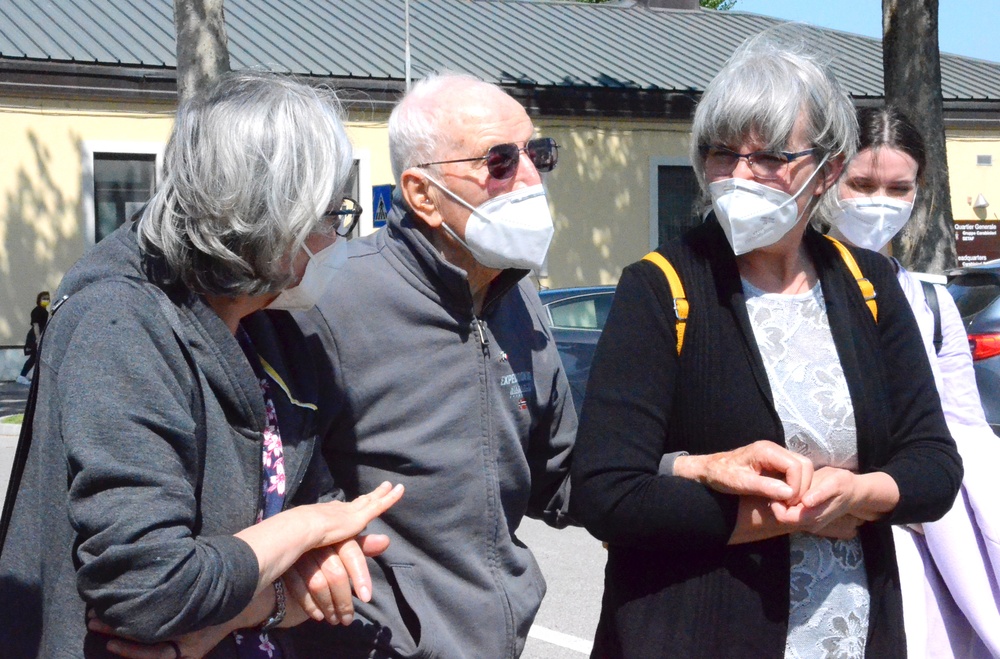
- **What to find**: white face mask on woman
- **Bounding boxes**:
[831,195,914,252]
[267,239,349,311]
[424,175,555,272]
[708,153,830,256]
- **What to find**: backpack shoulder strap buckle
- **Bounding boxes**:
[824,236,878,323]
[642,251,688,355]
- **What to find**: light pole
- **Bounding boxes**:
[404,0,412,91]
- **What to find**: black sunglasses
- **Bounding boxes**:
[416,137,558,180]
[323,196,363,237]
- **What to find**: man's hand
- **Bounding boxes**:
[284,534,391,625]
[673,440,814,504]
[88,585,314,659]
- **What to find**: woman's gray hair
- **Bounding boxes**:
[690,31,858,212]
[137,71,353,296]
[387,72,492,184]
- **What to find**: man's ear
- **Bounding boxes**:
[400,169,443,228]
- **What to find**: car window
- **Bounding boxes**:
[947,273,1000,319]
[548,293,613,330]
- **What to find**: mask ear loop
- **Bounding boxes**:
[419,171,481,254]
[787,152,832,225]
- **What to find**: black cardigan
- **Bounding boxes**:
[570,219,963,658]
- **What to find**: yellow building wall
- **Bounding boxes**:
[0,98,393,344]
[534,117,692,288]
[0,99,175,343]
[348,113,394,189]
[1,96,998,344]
[946,130,1000,222]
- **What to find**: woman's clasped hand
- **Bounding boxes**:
[89,483,405,659]
[675,441,895,545]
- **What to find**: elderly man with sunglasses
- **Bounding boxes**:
[291,73,576,659]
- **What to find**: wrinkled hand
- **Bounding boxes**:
[87,608,228,659]
[772,466,899,540]
[675,440,814,504]
[285,534,391,626]
[770,466,861,530]
[804,513,865,540]
[302,482,404,549]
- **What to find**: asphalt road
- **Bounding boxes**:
[519,517,606,658]
[0,380,29,419]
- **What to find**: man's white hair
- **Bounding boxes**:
[387,72,508,184]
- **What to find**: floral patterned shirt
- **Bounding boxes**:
[743,280,870,659]
[234,329,286,659]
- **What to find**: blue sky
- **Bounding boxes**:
[734,0,1000,64]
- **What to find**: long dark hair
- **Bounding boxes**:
[856,106,927,183]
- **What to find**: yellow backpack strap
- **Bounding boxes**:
[824,235,878,323]
[642,252,689,355]
[258,356,318,411]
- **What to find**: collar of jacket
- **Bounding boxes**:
[119,223,269,431]
[385,203,529,316]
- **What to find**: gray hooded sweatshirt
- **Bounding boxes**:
[0,223,334,658]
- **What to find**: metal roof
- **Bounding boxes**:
[2,0,999,102]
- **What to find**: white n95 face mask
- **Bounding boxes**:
[424,175,555,271]
[708,153,830,256]
[267,239,349,311]
[831,196,914,252]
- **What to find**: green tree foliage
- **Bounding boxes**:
[700,0,737,9]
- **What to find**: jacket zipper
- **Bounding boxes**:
[474,314,517,656]
[475,317,491,357]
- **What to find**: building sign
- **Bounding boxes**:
[372,185,394,229]
[954,220,1000,265]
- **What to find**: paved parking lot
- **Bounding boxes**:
[0,380,29,419]
[520,517,605,658]
[0,380,28,512]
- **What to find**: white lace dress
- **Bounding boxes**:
[743,279,870,659]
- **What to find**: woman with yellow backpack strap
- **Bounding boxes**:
[829,105,1000,658]
[570,32,962,659]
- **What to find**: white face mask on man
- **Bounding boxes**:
[708,152,830,256]
[423,174,555,272]
[830,195,914,252]
[267,239,349,311]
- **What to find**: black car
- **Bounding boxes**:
[538,286,616,417]
[946,261,1000,433]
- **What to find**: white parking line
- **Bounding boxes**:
[527,625,594,654]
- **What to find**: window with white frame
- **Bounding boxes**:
[82,141,163,245]
[93,153,156,241]
[81,143,374,243]
[649,157,701,249]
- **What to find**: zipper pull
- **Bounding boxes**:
[475,318,490,352]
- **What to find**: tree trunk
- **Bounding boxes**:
[174,0,231,104]
[883,0,956,273]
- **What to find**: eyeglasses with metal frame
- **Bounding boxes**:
[415,137,559,180]
[323,196,363,237]
[699,144,819,181]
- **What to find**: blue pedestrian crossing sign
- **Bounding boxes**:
[372,185,394,228]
